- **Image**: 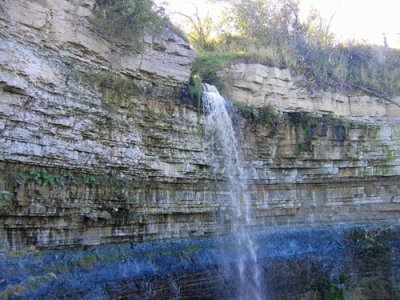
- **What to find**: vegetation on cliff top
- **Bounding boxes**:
[90,0,399,99]
[91,0,186,51]
[185,0,400,97]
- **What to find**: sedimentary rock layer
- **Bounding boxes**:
[1,226,399,299]
[0,0,400,253]
[217,63,400,121]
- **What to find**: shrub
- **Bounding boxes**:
[297,39,400,94]
[234,102,283,131]
[184,1,400,96]
[192,52,242,84]
[91,0,166,51]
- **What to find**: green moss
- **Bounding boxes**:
[298,143,307,152]
[375,165,395,176]
[3,166,166,213]
[339,272,351,285]
[302,123,312,136]
[6,168,101,189]
[102,254,117,264]
[0,191,13,207]
[25,169,57,186]
[234,102,259,119]
[82,175,98,187]
[178,251,193,263]
[188,74,203,112]
[162,250,172,256]
[233,102,283,132]
[145,252,154,259]
[76,254,97,271]
[28,273,57,292]
[322,281,345,300]
[77,71,142,109]
[0,286,28,300]
[44,262,70,274]
[185,245,203,253]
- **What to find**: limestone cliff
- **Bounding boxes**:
[1,1,400,299]
[217,63,400,121]
[0,0,400,252]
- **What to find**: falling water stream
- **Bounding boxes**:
[202,84,264,300]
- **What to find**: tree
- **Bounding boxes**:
[174,5,215,51]
[218,0,301,48]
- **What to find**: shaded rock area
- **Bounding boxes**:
[1,226,399,299]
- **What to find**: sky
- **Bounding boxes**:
[158,0,400,48]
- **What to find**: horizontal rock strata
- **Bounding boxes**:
[1,226,399,299]
[0,0,399,254]
[217,63,400,121]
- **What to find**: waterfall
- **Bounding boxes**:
[202,84,264,300]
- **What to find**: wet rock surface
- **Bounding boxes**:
[1,226,399,299]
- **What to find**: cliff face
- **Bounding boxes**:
[217,63,400,121]
[1,1,400,299]
[2,226,400,299]
[1,0,400,252]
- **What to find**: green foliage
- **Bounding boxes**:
[192,52,242,84]
[162,250,172,256]
[302,123,312,136]
[76,254,97,271]
[184,11,216,52]
[4,167,164,204]
[0,273,57,299]
[6,168,100,190]
[187,0,400,95]
[0,286,27,299]
[25,169,57,186]
[238,45,297,69]
[222,0,301,47]
[145,251,154,259]
[92,0,166,52]
[188,74,203,111]
[297,39,400,94]
[297,143,306,152]
[321,280,345,300]
[288,112,321,152]
[28,273,57,292]
[234,101,261,119]
[233,102,282,130]
[178,250,193,263]
[258,105,283,129]
[0,191,13,207]
[82,175,98,187]
[288,111,312,126]
[57,172,72,187]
